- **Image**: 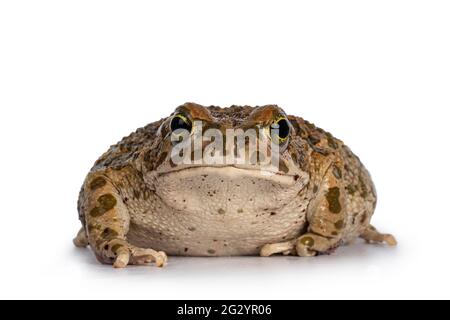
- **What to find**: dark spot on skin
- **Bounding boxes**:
[207,249,216,255]
[184,248,189,253]
[101,228,119,241]
[87,223,100,232]
[326,187,342,213]
[290,120,302,136]
[334,220,344,230]
[94,236,106,249]
[310,144,330,156]
[143,189,152,200]
[90,177,107,191]
[326,133,339,149]
[300,237,315,247]
[144,151,153,166]
[361,212,368,224]
[155,151,168,168]
[98,194,117,210]
[218,208,226,215]
[270,212,277,216]
[332,231,339,236]
[307,135,321,145]
[89,207,103,217]
[359,175,368,198]
[332,166,342,179]
[90,194,117,217]
[278,161,289,174]
[304,120,316,130]
[346,185,357,195]
[313,185,319,194]
[294,175,299,181]
[188,227,196,232]
[291,153,298,164]
[116,182,124,189]
[111,244,124,254]
[237,209,244,213]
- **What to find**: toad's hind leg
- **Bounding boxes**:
[360,225,397,246]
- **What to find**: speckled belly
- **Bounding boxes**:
[127,204,308,256]
[126,168,310,256]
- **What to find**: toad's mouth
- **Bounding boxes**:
[157,165,300,184]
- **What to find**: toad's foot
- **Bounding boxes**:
[260,240,296,257]
[360,225,397,246]
[295,233,341,257]
[110,240,168,268]
[260,233,341,258]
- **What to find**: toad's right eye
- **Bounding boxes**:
[170,114,193,134]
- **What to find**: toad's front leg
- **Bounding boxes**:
[261,161,347,257]
[261,160,396,258]
[75,170,167,268]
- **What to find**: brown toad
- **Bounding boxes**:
[74,103,396,268]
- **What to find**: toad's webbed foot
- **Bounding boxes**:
[360,225,397,246]
[108,240,168,268]
[260,233,340,257]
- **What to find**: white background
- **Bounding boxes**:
[0,1,449,300]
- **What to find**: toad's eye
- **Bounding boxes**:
[270,118,290,143]
[170,114,192,133]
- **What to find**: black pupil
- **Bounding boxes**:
[171,115,192,133]
[272,119,290,139]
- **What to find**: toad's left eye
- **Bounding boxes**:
[170,114,193,133]
[270,118,290,143]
